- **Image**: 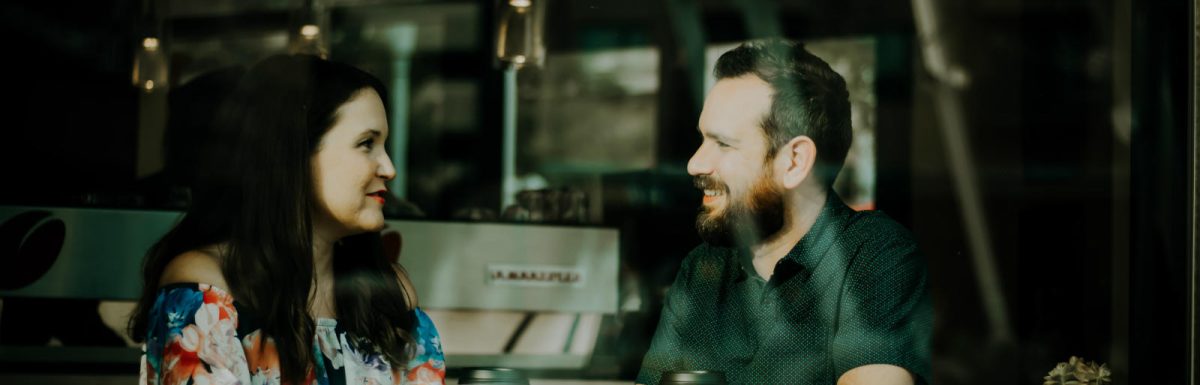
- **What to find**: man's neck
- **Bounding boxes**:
[749,188,827,280]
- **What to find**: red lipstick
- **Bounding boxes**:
[368,190,387,204]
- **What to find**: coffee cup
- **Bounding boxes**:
[457,367,530,385]
[658,370,727,385]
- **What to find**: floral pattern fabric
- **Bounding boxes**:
[141,283,446,385]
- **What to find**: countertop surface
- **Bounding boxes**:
[450,380,629,385]
[0,375,632,385]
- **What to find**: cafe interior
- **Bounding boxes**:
[0,0,1196,383]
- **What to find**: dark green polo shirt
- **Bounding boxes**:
[636,194,932,385]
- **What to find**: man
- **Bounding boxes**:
[636,40,931,385]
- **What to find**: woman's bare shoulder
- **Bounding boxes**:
[393,264,419,310]
[160,245,229,291]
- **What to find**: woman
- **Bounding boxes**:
[129,54,446,385]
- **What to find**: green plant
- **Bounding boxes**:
[1043,356,1111,385]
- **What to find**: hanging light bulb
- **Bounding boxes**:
[495,0,544,68]
[300,24,320,39]
[289,0,329,58]
[495,0,545,209]
[132,0,168,92]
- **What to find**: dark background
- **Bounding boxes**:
[0,0,1193,383]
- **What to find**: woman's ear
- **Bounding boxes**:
[779,136,817,189]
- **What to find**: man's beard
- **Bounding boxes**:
[694,172,786,248]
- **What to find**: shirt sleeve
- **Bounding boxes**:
[828,237,933,385]
[140,284,251,385]
[404,307,447,385]
[636,249,704,385]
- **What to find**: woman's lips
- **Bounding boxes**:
[368,190,386,204]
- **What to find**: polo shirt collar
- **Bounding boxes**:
[732,192,853,284]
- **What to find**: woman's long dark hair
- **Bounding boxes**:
[129,54,416,382]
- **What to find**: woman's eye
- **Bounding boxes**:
[716,141,730,148]
[358,138,375,150]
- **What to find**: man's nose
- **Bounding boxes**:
[687,143,713,176]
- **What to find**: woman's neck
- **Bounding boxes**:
[312,232,335,279]
[310,230,338,318]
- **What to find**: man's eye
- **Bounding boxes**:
[716,141,730,148]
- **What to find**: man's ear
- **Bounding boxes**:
[778,136,817,189]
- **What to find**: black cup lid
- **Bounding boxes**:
[659,370,727,384]
[457,367,530,384]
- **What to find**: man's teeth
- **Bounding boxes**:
[704,190,721,197]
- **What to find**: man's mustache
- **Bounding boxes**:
[693,176,726,191]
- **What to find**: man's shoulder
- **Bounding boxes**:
[839,209,919,251]
[833,210,927,281]
[675,243,738,281]
[682,243,736,265]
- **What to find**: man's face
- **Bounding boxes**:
[688,75,786,247]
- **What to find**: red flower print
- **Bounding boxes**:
[405,360,445,384]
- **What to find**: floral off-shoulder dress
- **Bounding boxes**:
[140,283,446,385]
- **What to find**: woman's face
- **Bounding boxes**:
[311,89,396,239]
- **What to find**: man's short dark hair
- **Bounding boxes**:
[713,39,852,187]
